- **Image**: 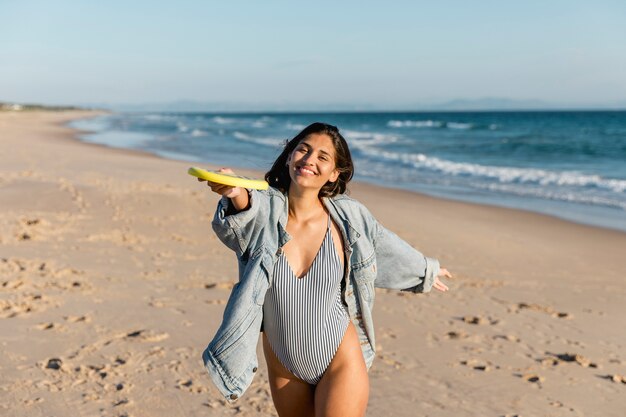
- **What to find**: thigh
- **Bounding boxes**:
[262,333,315,417]
[314,323,369,417]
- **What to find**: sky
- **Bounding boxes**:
[1,0,625,110]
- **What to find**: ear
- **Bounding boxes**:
[329,168,339,183]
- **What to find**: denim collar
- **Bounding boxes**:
[275,192,361,248]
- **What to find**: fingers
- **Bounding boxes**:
[195,170,240,198]
[433,277,449,292]
[209,183,235,194]
[434,268,452,292]
[204,181,241,198]
[439,267,453,279]
[197,167,234,182]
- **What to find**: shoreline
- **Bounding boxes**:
[2,110,625,416]
[65,111,626,236]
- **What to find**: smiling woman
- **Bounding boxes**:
[265,123,354,198]
[197,122,452,417]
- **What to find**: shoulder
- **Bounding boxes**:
[247,187,287,224]
[329,193,378,228]
[330,193,372,214]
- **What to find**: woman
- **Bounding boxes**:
[199,122,452,417]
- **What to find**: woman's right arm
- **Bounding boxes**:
[199,168,268,257]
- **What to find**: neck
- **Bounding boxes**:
[287,186,324,221]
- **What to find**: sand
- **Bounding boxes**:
[1,110,625,416]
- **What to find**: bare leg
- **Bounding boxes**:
[314,323,369,417]
[263,333,315,417]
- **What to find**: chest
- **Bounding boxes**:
[281,217,345,278]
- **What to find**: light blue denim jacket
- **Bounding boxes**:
[202,187,440,402]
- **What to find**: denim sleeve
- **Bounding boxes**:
[211,189,268,257]
[373,222,440,293]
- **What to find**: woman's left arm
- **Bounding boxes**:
[373,221,451,293]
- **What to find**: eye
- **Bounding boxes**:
[319,155,328,161]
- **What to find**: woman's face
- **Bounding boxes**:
[286,133,340,193]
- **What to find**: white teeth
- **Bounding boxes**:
[298,167,316,175]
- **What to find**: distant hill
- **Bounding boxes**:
[20,98,626,113]
[427,97,555,111]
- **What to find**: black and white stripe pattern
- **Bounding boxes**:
[263,214,349,385]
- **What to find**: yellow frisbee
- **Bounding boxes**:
[188,167,269,190]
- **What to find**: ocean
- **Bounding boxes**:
[69,111,626,232]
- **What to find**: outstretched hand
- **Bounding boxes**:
[197,167,242,199]
[433,267,452,292]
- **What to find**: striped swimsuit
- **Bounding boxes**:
[263,213,349,385]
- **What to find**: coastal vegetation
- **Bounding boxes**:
[0,101,82,111]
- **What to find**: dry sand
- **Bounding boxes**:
[1,111,625,416]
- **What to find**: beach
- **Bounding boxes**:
[1,110,625,416]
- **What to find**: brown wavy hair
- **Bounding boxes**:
[265,122,354,197]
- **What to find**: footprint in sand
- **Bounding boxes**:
[376,353,404,370]
[35,322,66,332]
[445,330,468,340]
[519,373,544,385]
[461,315,499,325]
[124,329,170,342]
[549,352,598,368]
[204,281,235,290]
[2,258,88,293]
[513,302,572,319]
[493,334,520,342]
[460,358,496,372]
[64,314,91,323]
[176,378,210,394]
[1,293,54,318]
[605,374,626,384]
[14,218,52,242]
[1,257,28,273]
[2,278,25,290]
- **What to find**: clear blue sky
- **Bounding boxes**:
[1,0,625,108]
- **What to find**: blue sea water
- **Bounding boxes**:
[69,111,626,232]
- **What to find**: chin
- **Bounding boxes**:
[290,175,323,191]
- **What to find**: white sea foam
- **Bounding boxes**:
[356,146,626,194]
[472,182,626,210]
[387,120,478,130]
[286,122,306,131]
[233,131,282,147]
[177,122,189,132]
[342,129,398,145]
[191,129,208,137]
[446,122,473,129]
[143,114,166,121]
[387,120,443,128]
[211,116,236,124]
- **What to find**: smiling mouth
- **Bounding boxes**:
[295,166,317,176]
